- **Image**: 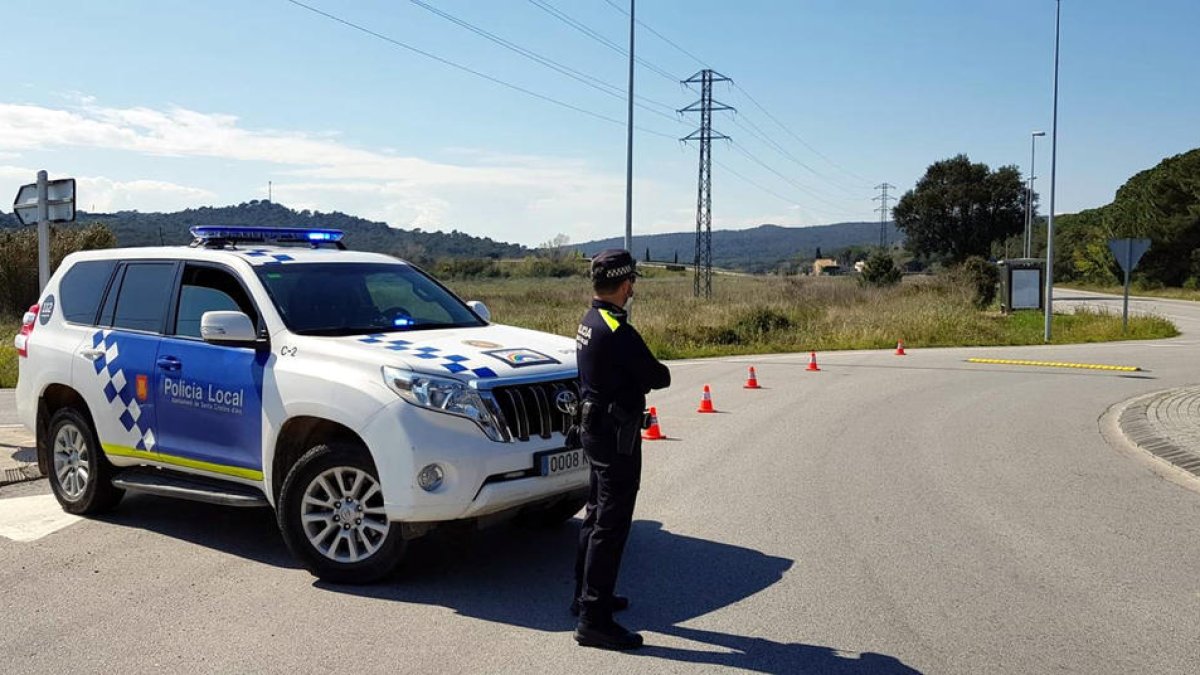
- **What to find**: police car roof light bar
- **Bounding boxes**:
[189,226,347,250]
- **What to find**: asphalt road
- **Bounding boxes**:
[2,289,1199,674]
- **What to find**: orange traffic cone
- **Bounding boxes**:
[895,339,907,356]
[806,352,821,371]
[744,366,762,389]
[642,407,666,440]
[697,385,717,413]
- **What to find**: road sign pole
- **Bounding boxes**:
[1122,238,1131,333]
[37,170,50,293]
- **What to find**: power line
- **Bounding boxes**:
[599,0,873,189]
[602,0,709,69]
[733,83,873,186]
[723,112,861,198]
[728,141,859,216]
[284,0,679,139]
[713,158,817,224]
[526,0,679,84]
[407,0,680,122]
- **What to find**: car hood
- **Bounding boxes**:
[334,323,578,383]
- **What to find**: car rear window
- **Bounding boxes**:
[110,263,176,333]
[59,260,117,325]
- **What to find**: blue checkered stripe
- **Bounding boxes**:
[90,330,157,451]
[357,334,499,378]
[238,249,294,265]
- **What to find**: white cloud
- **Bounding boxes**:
[0,100,643,243]
[0,164,215,214]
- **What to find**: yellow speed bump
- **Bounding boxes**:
[966,358,1140,372]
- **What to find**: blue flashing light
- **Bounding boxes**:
[190,226,344,244]
[393,317,415,327]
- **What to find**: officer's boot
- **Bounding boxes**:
[574,618,643,650]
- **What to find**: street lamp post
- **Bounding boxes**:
[1044,0,1061,342]
[1024,131,1046,258]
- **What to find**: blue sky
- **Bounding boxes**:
[1,0,1197,247]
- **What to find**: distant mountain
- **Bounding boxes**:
[578,221,903,273]
[0,201,527,261]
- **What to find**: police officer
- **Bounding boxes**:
[571,248,671,650]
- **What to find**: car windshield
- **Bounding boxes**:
[255,262,485,336]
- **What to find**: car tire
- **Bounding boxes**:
[277,443,405,584]
[523,495,588,527]
[47,407,124,515]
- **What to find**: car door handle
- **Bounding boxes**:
[79,348,105,361]
[156,356,182,372]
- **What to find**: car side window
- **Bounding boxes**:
[174,264,259,339]
[110,263,176,333]
[59,260,117,325]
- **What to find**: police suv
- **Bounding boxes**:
[14,227,588,582]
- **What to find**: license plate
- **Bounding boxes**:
[539,448,588,476]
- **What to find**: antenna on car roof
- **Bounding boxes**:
[188,226,347,250]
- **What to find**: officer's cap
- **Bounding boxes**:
[590,248,640,282]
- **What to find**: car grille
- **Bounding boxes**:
[487,378,580,442]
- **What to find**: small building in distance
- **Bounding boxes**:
[813,258,842,276]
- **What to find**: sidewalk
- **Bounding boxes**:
[1118,386,1200,478]
[0,424,40,486]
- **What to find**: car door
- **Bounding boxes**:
[82,261,177,460]
[153,262,267,481]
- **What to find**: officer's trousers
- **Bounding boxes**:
[573,420,642,625]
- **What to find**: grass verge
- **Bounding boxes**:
[0,317,18,389]
[447,274,1178,360]
[1061,283,1200,302]
[0,275,1179,388]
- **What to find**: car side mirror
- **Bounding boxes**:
[467,300,491,322]
[201,311,258,345]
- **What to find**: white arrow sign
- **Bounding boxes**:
[13,177,76,225]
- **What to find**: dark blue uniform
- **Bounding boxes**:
[573,299,671,626]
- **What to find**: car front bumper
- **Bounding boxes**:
[361,399,589,523]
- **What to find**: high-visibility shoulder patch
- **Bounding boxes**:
[597,309,621,332]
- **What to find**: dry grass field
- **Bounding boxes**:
[447,272,1178,360]
[0,274,1178,388]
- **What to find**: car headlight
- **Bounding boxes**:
[382,366,505,441]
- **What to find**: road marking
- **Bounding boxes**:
[0,494,82,542]
[965,358,1141,372]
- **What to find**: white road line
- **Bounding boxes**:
[0,494,82,542]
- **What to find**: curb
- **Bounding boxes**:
[1,464,44,487]
[1116,388,1200,477]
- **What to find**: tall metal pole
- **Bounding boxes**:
[37,170,50,292]
[1044,0,1061,342]
[874,183,896,248]
[623,0,634,254]
[1024,131,1044,258]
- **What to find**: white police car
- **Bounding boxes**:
[14,226,588,582]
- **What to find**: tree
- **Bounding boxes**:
[0,223,117,315]
[892,154,1027,264]
[859,251,901,287]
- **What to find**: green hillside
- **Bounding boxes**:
[0,201,526,262]
[1055,148,1200,287]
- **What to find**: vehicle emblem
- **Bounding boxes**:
[463,340,502,348]
[554,389,579,415]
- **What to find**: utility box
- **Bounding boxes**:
[999,258,1045,312]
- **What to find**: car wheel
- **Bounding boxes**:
[277,443,405,584]
[47,407,124,515]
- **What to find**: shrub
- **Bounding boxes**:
[0,224,116,316]
[733,307,793,338]
[949,256,999,308]
[859,252,902,287]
